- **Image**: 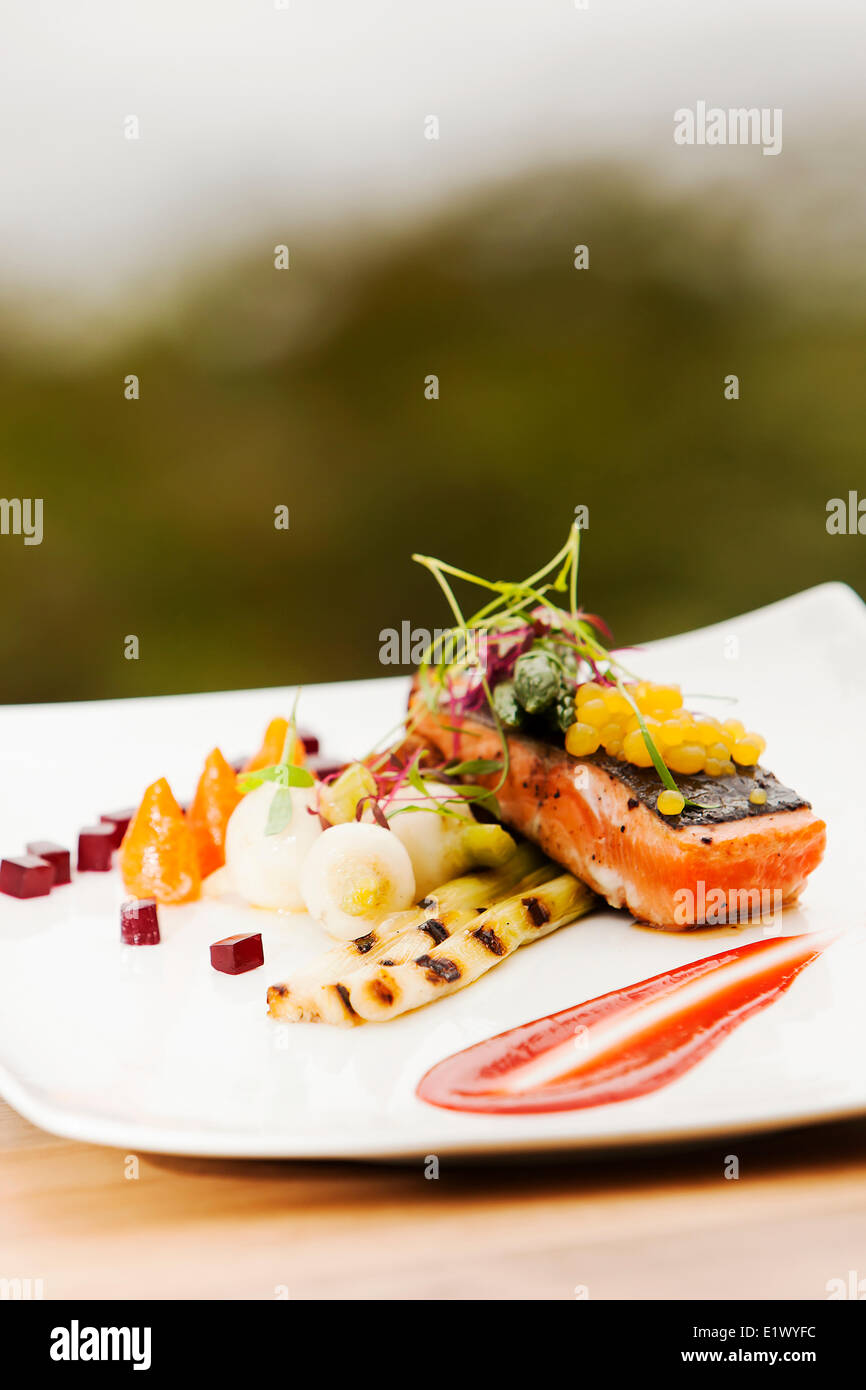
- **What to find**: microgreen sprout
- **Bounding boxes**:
[410,521,721,812]
[237,689,315,835]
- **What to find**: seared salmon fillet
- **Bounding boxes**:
[412,703,826,929]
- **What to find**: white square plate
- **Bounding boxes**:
[1,582,864,1158]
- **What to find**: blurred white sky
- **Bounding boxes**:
[1,0,865,303]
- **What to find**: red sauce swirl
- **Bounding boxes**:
[417,933,834,1115]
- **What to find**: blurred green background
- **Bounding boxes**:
[1,164,864,704]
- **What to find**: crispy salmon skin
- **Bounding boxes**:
[412,701,826,929]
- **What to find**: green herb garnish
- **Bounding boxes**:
[237,690,315,835]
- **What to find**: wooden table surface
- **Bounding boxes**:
[3,1098,866,1300]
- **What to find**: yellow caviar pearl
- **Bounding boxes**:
[732,739,761,766]
[707,741,729,762]
[657,789,685,816]
[645,685,684,715]
[723,719,745,740]
[602,689,631,717]
[578,698,609,728]
[576,682,605,706]
[704,757,724,776]
[565,721,602,757]
[749,788,768,805]
[623,728,654,767]
[693,720,720,746]
[665,742,706,775]
[598,721,622,751]
[606,740,624,759]
[657,720,686,748]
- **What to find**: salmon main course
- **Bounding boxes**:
[261,524,830,1028]
[412,700,826,929]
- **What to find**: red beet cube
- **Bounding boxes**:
[77,824,116,872]
[100,808,135,849]
[121,898,161,945]
[210,932,264,975]
[0,855,54,899]
[298,728,319,755]
[25,841,71,885]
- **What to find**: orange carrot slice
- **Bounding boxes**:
[188,748,243,879]
[242,717,305,773]
[119,778,201,905]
